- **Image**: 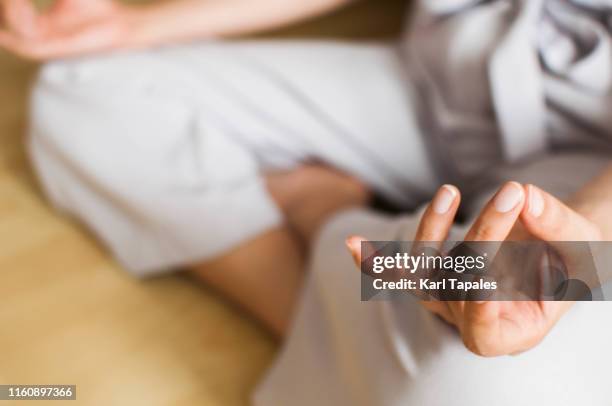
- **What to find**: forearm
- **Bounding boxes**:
[122,0,352,48]
[567,163,612,240]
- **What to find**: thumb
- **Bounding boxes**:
[345,235,366,266]
[345,236,390,279]
[521,184,601,242]
[521,185,604,295]
[3,0,39,38]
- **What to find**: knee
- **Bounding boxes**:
[28,61,85,208]
[30,60,92,148]
[28,58,132,206]
[29,56,136,160]
[29,65,81,195]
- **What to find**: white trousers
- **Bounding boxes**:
[255,153,612,406]
[29,41,439,276]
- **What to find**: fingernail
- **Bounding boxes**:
[345,236,364,264]
[432,184,457,214]
[345,236,363,252]
[528,185,544,217]
[494,182,524,213]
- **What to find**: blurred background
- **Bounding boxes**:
[0,0,406,405]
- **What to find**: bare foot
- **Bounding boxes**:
[266,165,370,245]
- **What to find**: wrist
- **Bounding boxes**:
[117,4,163,49]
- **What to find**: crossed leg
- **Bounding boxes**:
[191,165,370,336]
[28,42,427,336]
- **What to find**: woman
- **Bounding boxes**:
[2,0,612,402]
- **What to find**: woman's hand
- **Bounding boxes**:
[347,182,602,356]
[1,0,353,61]
[0,0,135,60]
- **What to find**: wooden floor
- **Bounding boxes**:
[0,1,406,405]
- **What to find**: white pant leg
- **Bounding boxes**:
[29,41,438,276]
[254,152,612,406]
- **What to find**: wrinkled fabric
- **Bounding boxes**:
[404,0,612,179]
[29,42,439,275]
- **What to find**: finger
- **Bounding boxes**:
[412,184,459,277]
[0,29,45,59]
[411,188,461,322]
[2,0,39,38]
[346,236,391,281]
[414,184,460,245]
[464,181,525,242]
[0,21,112,60]
[0,29,27,55]
[346,235,366,266]
[460,182,525,301]
[521,184,601,242]
[413,185,460,321]
[458,182,524,346]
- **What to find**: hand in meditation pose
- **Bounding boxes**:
[349,181,604,356]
